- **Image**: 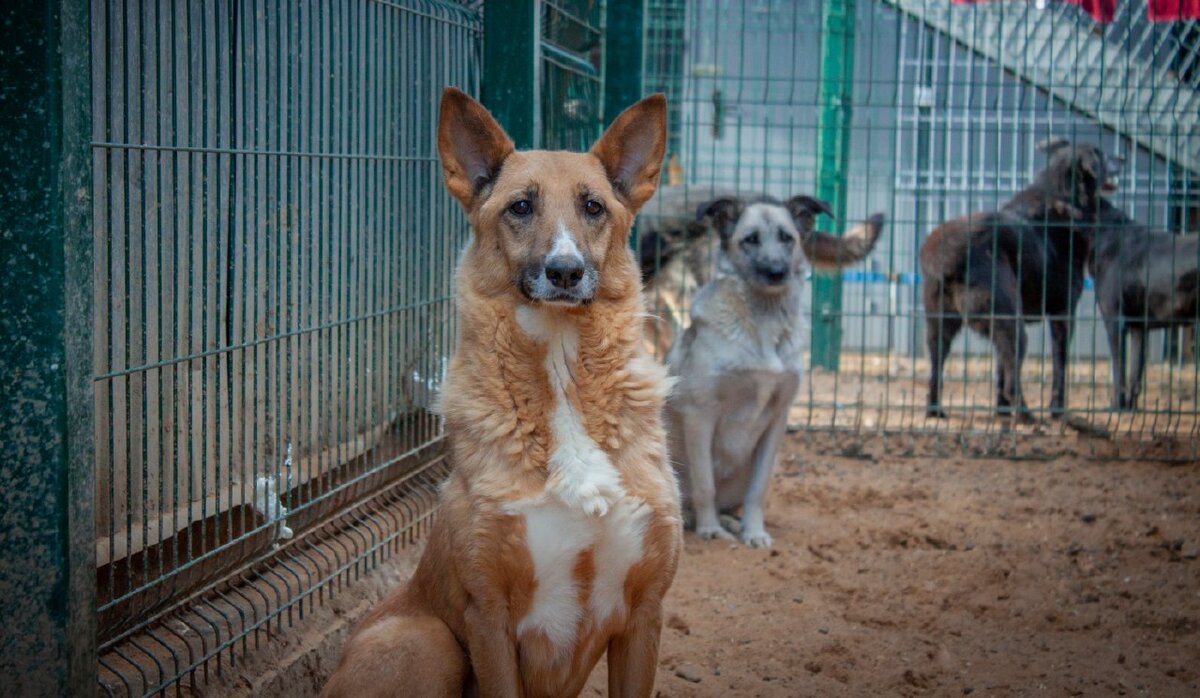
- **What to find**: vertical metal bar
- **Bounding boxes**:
[0,0,96,693]
[482,0,538,149]
[603,0,645,126]
[811,0,858,371]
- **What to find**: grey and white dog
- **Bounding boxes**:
[665,195,885,547]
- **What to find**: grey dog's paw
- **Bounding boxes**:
[741,529,773,548]
[696,523,735,541]
[719,514,742,535]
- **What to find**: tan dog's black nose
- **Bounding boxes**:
[545,256,585,289]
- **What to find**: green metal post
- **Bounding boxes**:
[482,0,539,149]
[0,0,96,694]
[643,0,686,160]
[603,0,645,126]
[811,0,858,371]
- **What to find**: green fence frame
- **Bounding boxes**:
[483,0,618,149]
[0,1,96,694]
[811,0,859,372]
[483,0,539,148]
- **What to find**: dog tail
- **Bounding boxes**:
[802,213,886,269]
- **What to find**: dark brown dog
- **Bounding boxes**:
[921,141,1119,421]
[1089,195,1199,410]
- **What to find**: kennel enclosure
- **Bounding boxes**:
[2,0,1198,695]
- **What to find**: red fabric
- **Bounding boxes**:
[1147,0,1200,20]
[951,0,1115,23]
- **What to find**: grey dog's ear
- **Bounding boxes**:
[697,197,743,239]
[1036,136,1071,155]
[1078,145,1114,185]
[785,195,834,225]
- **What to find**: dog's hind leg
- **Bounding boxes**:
[1126,326,1148,409]
[924,282,962,419]
[321,614,467,698]
[994,362,1010,413]
[1048,318,1073,418]
[1105,319,1127,410]
[972,268,1031,423]
[991,319,1031,423]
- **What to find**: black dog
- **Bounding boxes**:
[921,141,1119,421]
[1089,196,1199,410]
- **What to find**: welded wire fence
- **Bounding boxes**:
[638,0,1200,458]
[90,0,479,693]
[63,0,1200,693]
[541,0,605,149]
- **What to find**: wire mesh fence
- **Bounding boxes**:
[638,0,1200,458]
[61,0,1200,693]
[90,0,479,693]
[541,0,605,150]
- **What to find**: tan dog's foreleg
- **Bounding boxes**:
[463,601,524,698]
[607,602,665,698]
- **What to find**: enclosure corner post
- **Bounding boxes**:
[0,0,96,694]
[482,0,539,149]
[811,0,859,372]
[603,0,646,126]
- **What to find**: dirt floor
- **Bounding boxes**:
[579,436,1200,697]
[216,434,1200,698]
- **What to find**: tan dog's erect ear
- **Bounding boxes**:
[437,87,515,211]
[590,94,668,212]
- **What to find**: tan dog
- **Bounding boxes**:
[321,89,681,698]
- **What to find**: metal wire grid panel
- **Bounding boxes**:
[540,0,605,150]
[90,1,479,693]
[639,0,1200,455]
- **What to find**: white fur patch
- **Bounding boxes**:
[516,306,625,516]
[590,498,651,623]
[505,496,650,653]
[509,499,592,653]
[550,220,583,262]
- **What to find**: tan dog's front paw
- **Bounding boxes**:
[551,472,623,517]
[547,445,625,516]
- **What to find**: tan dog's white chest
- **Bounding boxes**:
[509,305,654,656]
[516,305,626,515]
[505,497,650,652]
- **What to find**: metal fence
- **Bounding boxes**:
[7,0,1199,694]
[90,1,478,693]
[81,0,624,693]
[639,0,1200,458]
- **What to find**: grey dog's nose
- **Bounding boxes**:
[762,261,788,283]
[545,255,585,290]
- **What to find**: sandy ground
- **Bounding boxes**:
[581,436,1200,697]
[202,433,1200,698]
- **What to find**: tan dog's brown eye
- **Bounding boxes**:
[584,199,604,217]
[509,199,533,216]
